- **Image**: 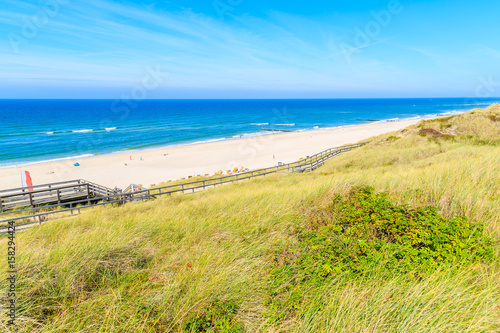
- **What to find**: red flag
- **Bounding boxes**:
[21,170,34,191]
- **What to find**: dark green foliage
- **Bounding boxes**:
[265,186,494,323]
[298,186,492,278]
[386,136,400,141]
[183,299,243,333]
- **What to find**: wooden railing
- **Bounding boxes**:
[0,142,368,232]
[0,180,117,213]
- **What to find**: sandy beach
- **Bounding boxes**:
[0,119,420,191]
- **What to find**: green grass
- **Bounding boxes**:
[1,104,500,332]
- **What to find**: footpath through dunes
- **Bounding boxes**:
[0,143,366,233]
[1,104,499,332]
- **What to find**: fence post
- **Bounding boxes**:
[27,192,36,220]
[87,185,91,205]
[181,184,184,194]
[57,189,61,204]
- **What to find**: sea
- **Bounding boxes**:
[0,98,498,167]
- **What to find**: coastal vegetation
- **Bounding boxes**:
[1,104,499,332]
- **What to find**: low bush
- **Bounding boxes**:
[266,186,494,323]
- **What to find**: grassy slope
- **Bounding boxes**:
[1,104,500,332]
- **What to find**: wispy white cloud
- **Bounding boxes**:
[1,0,364,91]
[2,0,493,98]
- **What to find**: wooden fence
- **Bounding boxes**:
[0,180,116,213]
[0,142,367,232]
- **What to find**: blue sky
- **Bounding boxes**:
[1,0,499,99]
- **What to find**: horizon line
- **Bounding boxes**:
[1,97,499,101]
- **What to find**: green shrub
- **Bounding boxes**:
[266,186,494,323]
[299,186,492,278]
[183,299,243,333]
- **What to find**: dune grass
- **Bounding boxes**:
[1,104,499,332]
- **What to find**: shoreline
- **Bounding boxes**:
[0,112,455,170]
[0,118,427,191]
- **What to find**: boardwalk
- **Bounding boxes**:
[0,142,367,233]
[0,180,116,213]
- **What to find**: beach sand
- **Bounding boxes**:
[0,119,420,191]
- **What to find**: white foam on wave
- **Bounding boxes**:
[419,110,465,119]
[242,132,274,138]
[438,110,464,116]
[402,115,421,121]
[190,137,227,145]
[72,129,93,133]
[45,132,54,135]
[373,118,399,124]
[441,103,492,107]
[105,127,117,132]
[0,154,95,169]
[251,123,269,126]
[230,131,282,140]
[276,123,295,126]
[322,124,357,131]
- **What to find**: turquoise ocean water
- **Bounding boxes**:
[0,98,498,167]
